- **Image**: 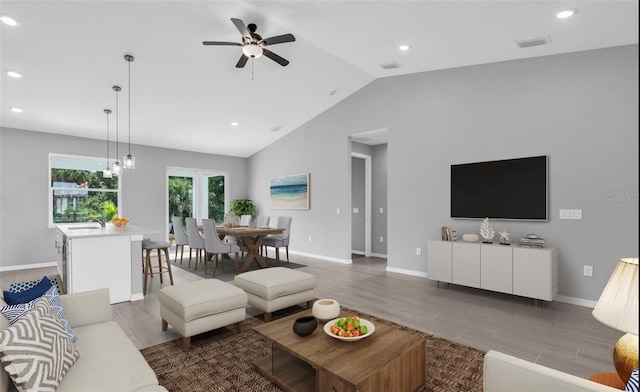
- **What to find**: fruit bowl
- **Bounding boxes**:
[111,217,130,227]
[323,317,375,341]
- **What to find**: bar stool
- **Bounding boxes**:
[142,239,174,295]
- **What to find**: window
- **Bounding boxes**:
[49,154,121,225]
[167,168,227,233]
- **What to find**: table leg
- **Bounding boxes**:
[239,235,269,272]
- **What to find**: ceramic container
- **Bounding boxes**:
[462,234,480,243]
[293,316,317,337]
[312,299,341,321]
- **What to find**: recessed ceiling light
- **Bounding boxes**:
[9,107,23,113]
[556,9,577,19]
[230,122,239,126]
[0,15,19,26]
[5,70,23,78]
[398,44,411,51]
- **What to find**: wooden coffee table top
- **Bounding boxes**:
[253,309,426,387]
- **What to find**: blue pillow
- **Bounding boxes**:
[1,285,77,342]
[8,277,61,294]
[626,368,639,392]
[2,276,52,305]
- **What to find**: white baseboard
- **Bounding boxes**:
[288,250,352,264]
[554,295,597,308]
[130,293,144,302]
[351,250,365,255]
[386,266,428,278]
[0,262,57,272]
[371,253,388,259]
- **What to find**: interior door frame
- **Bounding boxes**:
[351,153,372,257]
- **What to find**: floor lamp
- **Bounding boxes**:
[592,257,638,385]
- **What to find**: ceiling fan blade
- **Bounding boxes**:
[261,33,296,46]
[262,49,289,66]
[231,18,251,41]
[236,54,249,68]
[202,41,242,46]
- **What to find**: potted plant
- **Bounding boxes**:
[230,199,256,219]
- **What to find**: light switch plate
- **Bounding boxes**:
[559,209,582,220]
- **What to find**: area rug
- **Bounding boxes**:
[170,253,307,283]
[140,306,485,392]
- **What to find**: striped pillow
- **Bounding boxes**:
[0,285,77,342]
[626,368,639,392]
[0,297,79,392]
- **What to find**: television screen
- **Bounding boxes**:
[450,155,548,221]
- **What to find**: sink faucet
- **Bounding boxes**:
[92,217,106,228]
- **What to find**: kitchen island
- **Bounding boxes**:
[55,223,157,304]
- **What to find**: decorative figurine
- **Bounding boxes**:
[499,229,511,245]
[479,217,495,243]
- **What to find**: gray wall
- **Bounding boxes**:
[248,45,639,302]
[0,127,248,268]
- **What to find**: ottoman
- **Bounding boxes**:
[234,267,317,322]
[159,279,248,351]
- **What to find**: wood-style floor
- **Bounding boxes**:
[1,250,622,381]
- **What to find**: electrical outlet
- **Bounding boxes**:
[379,236,384,243]
[379,207,384,214]
[308,236,312,242]
[353,207,359,214]
[336,208,341,215]
[560,209,583,220]
[416,247,422,256]
[583,265,593,277]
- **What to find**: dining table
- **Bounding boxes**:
[214,226,284,273]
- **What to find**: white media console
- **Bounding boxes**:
[426,240,558,304]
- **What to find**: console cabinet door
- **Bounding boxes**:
[480,245,513,294]
[452,243,481,288]
[513,247,558,301]
[426,241,452,283]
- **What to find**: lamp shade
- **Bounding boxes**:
[592,257,638,335]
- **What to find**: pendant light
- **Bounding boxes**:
[111,85,122,176]
[123,54,136,169]
[102,109,113,178]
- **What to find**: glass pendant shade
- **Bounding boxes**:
[123,154,135,169]
[103,167,113,178]
[112,160,122,175]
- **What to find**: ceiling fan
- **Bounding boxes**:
[203,18,295,68]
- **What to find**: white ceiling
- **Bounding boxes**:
[1,1,638,157]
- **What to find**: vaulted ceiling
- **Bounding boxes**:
[1,1,638,157]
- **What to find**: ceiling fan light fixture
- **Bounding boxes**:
[242,44,263,58]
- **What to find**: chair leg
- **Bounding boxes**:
[163,247,173,286]
[182,336,191,352]
[194,249,198,270]
[157,249,163,283]
[234,252,239,274]
[212,254,218,277]
[179,245,184,264]
[275,248,280,265]
[286,246,289,263]
[188,248,193,268]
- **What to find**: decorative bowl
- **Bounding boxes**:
[111,217,130,227]
[323,317,375,342]
[462,234,479,243]
[293,316,317,337]
[312,299,340,321]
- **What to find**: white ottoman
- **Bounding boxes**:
[159,279,247,351]
[234,267,317,322]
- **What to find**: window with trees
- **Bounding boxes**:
[49,154,120,225]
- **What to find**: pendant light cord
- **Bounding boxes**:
[127,58,131,154]
[105,110,110,166]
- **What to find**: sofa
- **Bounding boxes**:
[484,349,622,392]
[1,288,167,392]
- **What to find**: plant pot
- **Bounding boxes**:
[312,299,340,321]
[292,316,317,337]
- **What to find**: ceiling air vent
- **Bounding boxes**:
[269,125,282,133]
[379,61,402,70]
[515,35,552,48]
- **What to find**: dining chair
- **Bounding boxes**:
[201,219,240,276]
[171,216,189,265]
[185,217,205,270]
[262,216,292,264]
[256,215,270,227]
[239,215,252,226]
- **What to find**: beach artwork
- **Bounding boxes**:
[270,173,310,209]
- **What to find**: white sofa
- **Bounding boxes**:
[1,288,167,392]
[484,350,622,392]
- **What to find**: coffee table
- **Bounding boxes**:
[252,309,426,392]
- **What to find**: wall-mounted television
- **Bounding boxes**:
[450,155,548,221]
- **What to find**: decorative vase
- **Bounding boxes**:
[292,316,317,337]
[312,299,340,321]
